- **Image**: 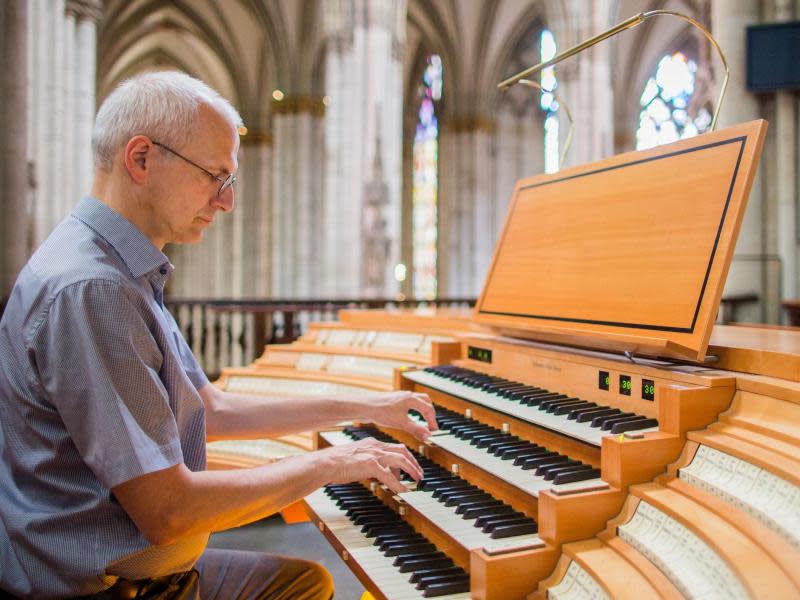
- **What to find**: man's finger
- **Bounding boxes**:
[410,394,439,431]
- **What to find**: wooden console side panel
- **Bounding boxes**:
[471,545,561,600]
[537,487,627,546]
[601,432,684,489]
[658,383,735,435]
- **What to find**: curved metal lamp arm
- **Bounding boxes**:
[498,10,729,131]
[517,79,575,169]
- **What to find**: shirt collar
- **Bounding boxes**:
[72,196,171,279]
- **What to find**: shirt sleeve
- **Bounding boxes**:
[32,279,184,489]
[162,307,209,391]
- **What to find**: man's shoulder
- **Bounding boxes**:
[29,216,132,292]
[7,218,140,342]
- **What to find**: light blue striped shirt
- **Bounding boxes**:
[0,197,210,598]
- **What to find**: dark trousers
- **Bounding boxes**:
[80,549,334,600]
[194,548,333,600]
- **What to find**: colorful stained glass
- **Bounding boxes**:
[636,52,711,150]
[412,55,442,299]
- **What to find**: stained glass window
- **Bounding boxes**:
[636,52,712,150]
[541,29,559,173]
[412,55,442,300]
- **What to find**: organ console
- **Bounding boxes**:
[208,308,475,470]
[213,119,798,598]
[299,119,798,599]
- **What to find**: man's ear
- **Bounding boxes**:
[123,136,154,184]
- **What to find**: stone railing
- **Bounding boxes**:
[165,297,475,378]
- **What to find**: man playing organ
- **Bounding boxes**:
[0,71,437,599]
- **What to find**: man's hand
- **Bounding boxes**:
[360,390,439,441]
[319,437,424,494]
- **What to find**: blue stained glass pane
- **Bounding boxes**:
[641,78,659,106]
[636,52,709,150]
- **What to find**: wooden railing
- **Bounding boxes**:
[165,297,476,378]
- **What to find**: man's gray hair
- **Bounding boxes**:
[92,71,243,170]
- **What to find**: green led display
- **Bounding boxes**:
[599,370,610,391]
[642,379,655,401]
[619,375,632,396]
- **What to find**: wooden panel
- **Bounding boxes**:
[601,431,683,489]
[537,486,626,546]
[475,121,768,361]
[561,538,680,599]
[718,390,800,448]
[339,307,481,334]
[258,342,430,366]
[471,545,560,600]
[219,365,392,391]
[710,324,800,382]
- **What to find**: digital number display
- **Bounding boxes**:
[619,375,632,396]
[599,370,610,391]
[642,379,655,401]
[467,346,493,364]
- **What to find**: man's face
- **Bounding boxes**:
[151,104,240,245]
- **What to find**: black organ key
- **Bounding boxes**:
[517,452,561,469]
[599,413,637,430]
[611,417,659,434]
[490,521,539,538]
[552,401,593,415]
[384,542,438,557]
[409,566,464,584]
[422,578,471,596]
[534,458,575,476]
[554,467,602,484]
[397,555,454,573]
[583,408,622,425]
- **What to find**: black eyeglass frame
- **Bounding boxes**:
[152,140,236,197]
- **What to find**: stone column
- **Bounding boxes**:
[271,98,325,297]
[322,0,406,297]
[32,0,52,245]
[73,1,101,200]
[775,0,797,311]
[62,8,77,217]
[1,0,29,300]
[712,0,765,322]
[49,0,66,226]
[239,132,273,298]
[553,0,614,168]
[439,118,496,297]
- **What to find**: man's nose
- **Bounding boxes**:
[212,187,235,212]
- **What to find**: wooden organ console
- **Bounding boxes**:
[298,120,800,599]
[208,308,476,471]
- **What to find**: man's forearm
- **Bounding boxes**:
[114,451,335,545]
[202,386,364,441]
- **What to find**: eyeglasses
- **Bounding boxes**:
[152,141,236,197]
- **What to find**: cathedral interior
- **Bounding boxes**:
[1,2,799,598]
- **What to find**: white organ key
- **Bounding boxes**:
[404,370,658,447]
[426,432,607,497]
[323,428,606,500]
[397,489,543,553]
[304,488,471,600]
